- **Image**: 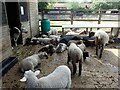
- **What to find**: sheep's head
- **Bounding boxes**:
[20,70,40,82]
[89,31,95,38]
[38,52,48,59]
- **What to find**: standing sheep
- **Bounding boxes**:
[20,52,48,72]
[20,65,71,89]
[89,30,109,58]
[77,40,89,61]
[67,43,83,76]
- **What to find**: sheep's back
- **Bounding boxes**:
[68,44,83,63]
[94,30,109,45]
[38,65,71,88]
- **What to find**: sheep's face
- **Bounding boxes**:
[38,52,48,59]
[20,70,40,82]
[89,32,95,38]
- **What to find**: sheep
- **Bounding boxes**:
[48,28,58,35]
[20,65,71,89]
[10,27,21,48]
[89,30,109,58]
[67,40,82,46]
[38,44,55,56]
[66,31,80,36]
[20,52,48,72]
[55,43,67,53]
[77,40,89,61]
[67,42,83,76]
[77,40,86,52]
[30,37,56,45]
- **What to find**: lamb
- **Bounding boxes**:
[30,37,55,45]
[48,29,58,35]
[66,31,80,36]
[20,65,71,89]
[77,40,89,61]
[89,30,109,58]
[20,52,48,72]
[38,44,55,56]
[55,43,67,53]
[77,40,86,52]
[67,42,83,76]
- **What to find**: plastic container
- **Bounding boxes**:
[41,19,50,33]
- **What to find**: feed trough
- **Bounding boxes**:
[0,57,18,78]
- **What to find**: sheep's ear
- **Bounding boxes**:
[34,70,40,76]
[20,77,27,82]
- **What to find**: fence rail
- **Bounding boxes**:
[39,9,120,28]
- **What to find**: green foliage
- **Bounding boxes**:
[38,2,48,12]
[90,1,120,13]
[38,1,56,12]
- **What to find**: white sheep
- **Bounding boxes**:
[48,29,58,35]
[20,52,48,72]
[31,37,55,45]
[77,40,89,61]
[89,30,109,58]
[67,42,83,76]
[20,65,71,89]
[66,31,80,36]
[55,43,67,53]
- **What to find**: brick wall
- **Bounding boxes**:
[1,25,12,62]
[29,0,39,37]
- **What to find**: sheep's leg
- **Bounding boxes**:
[99,44,104,59]
[96,45,98,56]
[72,62,77,75]
[78,60,82,76]
[66,79,71,89]
[67,54,70,64]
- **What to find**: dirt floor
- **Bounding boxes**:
[1,42,120,89]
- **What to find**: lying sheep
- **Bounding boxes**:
[30,37,55,45]
[66,31,80,36]
[89,30,109,58]
[20,52,48,72]
[38,44,55,56]
[55,43,67,53]
[20,65,71,89]
[67,42,83,76]
[48,29,58,35]
[67,40,82,46]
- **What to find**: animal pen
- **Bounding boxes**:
[1,6,120,89]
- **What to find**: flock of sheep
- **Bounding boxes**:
[19,28,112,89]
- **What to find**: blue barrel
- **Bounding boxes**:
[41,19,50,33]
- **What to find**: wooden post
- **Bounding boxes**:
[41,10,44,20]
[71,11,73,25]
[98,4,102,30]
[70,10,74,30]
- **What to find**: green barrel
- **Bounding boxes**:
[41,19,50,33]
